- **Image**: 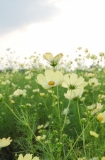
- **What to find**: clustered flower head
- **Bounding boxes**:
[43,52,63,66]
[0,137,12,148]
[18,154,39,160]
[36,70,63,89]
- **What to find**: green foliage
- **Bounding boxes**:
[0,58,105,160]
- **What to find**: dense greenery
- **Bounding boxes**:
[0,50,105,160]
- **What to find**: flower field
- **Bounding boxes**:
[1,50,105,160]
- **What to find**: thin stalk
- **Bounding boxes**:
[77,100,86,157]
[3,100,51,156]
[65,115,97,159]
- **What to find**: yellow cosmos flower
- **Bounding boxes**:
[97,111,105,123]
[43,52,63,66]
[86,73,96,78]
[90,131,99,138]
[62,73,85,100]
[62,73,85,89]
[99,52,104,57]
[0,137,12,148]
[89,78,100,87]
[91,103,103,115]
[36,70,63,89]
[13,89,27,97]
[18,154,39,160]
[64,89,83,100]
[90,54,97,60]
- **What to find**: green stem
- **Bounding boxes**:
[77,100,82,130]
[82,123,86,157]
[65,115,97,159]
[3,101,26,126]
[3,100,51,155]
[57,86,61,121]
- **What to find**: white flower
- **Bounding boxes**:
[84,48,88,53]
[86,73,96,78]
[32,89,40,93]
[99,52,104,57]
[0,137,12,148]
[97,111,105,123]
[25,85,31,89]
[62,73,85,100]
[90,131,99,138]
[87,104,95,110]
[77,47,82,50]
[37,125,44,130]
[62,73,85,89]
[64,89,83,100]
[62,107,69,115]
[36,136,42,141]
[36,70,63,89]
[43,52,63,66]
[90,54,97,60]
[25,75,32,80]
[91,103,103,115]
[89,78,100,87]
[13,89,27,97]
[18,154,39,160]
[5,80,10,84]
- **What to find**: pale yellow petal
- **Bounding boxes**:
[43,52,53,62]
[36,74,47,86]
[45,70,54,82]
[54,71,63,85]
[53,53,63,62]
[18,154,23,160]
[75,76,84,86]
[23,154,32,160]
[62,81,69,88]
[69,73,78,85]
[32,156,40,160]
[64,74,71,86]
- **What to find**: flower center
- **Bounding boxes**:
[48,81,55,86]
[69,85,76,90]
[50,61,57,67]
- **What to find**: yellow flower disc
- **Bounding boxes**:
[48,81,55,86]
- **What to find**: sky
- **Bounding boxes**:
[0,0,105,64]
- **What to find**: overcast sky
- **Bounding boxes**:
[0,0,105,63]
[0,0,60,34]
